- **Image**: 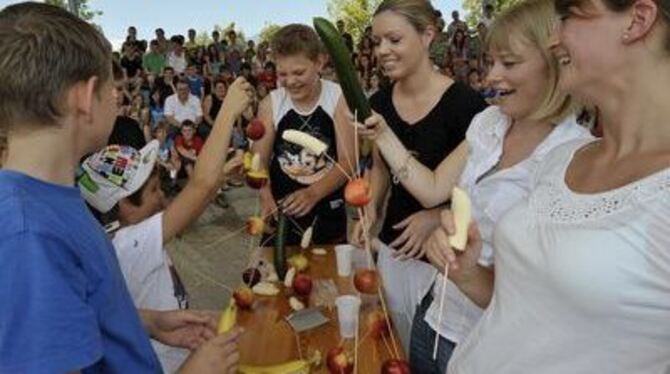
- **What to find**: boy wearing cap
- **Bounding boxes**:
[0,3,244,373]
[80,77,250,373]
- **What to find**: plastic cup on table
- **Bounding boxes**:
[335,294,361,339]
[334,244,354,277]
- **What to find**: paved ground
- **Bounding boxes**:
[166,186,259,311]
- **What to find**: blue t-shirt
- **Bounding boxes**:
[187,76,203,98]
[0,171,162,373]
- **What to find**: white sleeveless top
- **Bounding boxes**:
[424,106,593,344]
[448,138,670,374]
[270,79,341,128]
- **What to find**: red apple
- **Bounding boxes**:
[233,286,254,309]
[326,346,354,374]
[366,310,391,339]
[344,178,371,207]
[242,267,261,287]
[245,170,268,189]
[353,269,379,294]
[246,216,265,236]
[292,273,313,296]
[381,359,411,374]
[246,118,266,141]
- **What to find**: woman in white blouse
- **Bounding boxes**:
[355,0,592,371]
[424,0,670,371]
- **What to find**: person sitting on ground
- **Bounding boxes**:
[175,120,204,178]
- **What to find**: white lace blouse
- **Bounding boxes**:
[448,138,670,374]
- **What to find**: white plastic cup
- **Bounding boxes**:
[334,244,354,277]
[335,295,361,339]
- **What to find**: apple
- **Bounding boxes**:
[246,216,265,236]
[292,273,313,296]
[242,267,262,287]
[245,169,269,189]
[233,286,254,310]
[246,118,266,141]
[344,178,371,207]
[287,253,309,272]
[381,359,411,374]
[353,269,379,294]
[366,310,391,339]
[326,347,354,374]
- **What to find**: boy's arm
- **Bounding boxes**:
[161,78,252,243]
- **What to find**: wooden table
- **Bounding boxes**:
[237,245,405,373]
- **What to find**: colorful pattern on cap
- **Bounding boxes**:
[85,145,141,189]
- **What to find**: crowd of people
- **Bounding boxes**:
[1,0,669,373]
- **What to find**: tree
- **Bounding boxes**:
[462,0,523,27]
[259,23,282,45]
[195,31,212,47]
[44,0,102,24]
[327,0,383,43]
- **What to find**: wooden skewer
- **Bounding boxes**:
[433,264,450,360]
[376,275,401,360]
[323,152,354,182]
[354,109,360,179]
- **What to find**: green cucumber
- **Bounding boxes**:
[313,17,373,159]
[274,212,288,280]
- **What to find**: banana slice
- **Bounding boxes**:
[311,248,327,256]
[252,281,280,296]
[289,296,305,312]
[282,130,328,156]
[300,227,313,249]
[283,267,297,288]
[449,187,472,251]
[250,152,262,172]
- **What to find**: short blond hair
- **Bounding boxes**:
[487,0,575,123]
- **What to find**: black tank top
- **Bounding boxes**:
[370,82,487,246]
[209,95,223,123]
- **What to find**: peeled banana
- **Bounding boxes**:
[217,299,238,334]
[252,281,280,296]
[300,227,313,249]
[251,152,262,172]
[282,130,328,156]
[284,267,297,288]
[449,187,472,251]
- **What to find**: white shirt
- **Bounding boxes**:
[112,213,189,374]
[425,106,593,344]
[164,94,202,125]
[167,51,187,74]
[448,138,670,374]
[270,79,341,128]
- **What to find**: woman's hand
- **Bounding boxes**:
[351,111,389,141]
[390,208,442,260]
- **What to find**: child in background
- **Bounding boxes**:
[175,120,204,178]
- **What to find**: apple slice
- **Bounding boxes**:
[344,178,371,207]
[449,187,472,251]
[246,169,269,189]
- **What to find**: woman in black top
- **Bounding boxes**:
[351,0,486,355]
[201,79,227,140]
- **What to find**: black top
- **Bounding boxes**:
[370,82,487,246]
[108,116,146,150]
[208,95,223,125]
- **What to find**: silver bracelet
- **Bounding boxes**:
[392,152,413,185]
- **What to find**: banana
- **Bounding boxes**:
[239,350,321,374]
[217,299,238,334]
[243,152,253,171]
[311,248,327,256]
[283,267,297,288]
[300,227,313,249]
[252,281,280,296]
[289,296,305,312]
[251,152,262,172]
[448,187,472,251]
[281,130,328,156]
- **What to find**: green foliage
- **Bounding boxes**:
[44,0,102,23]
[327,0,383,43]
[259,23,282,44]
[462,0,524,26]
[195,31,212,47]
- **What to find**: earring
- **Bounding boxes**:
[622,33,630,41]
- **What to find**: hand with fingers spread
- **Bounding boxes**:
[220,77,254,119]
[279,187,319,218]
[424,209,483,283]
[350,111,389,141]
[148,310,218,351]
[390,208,442,260]
[178,327,243,374]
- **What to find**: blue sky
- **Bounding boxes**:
[1,0,464,49]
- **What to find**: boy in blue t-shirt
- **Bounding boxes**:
[0,3,241,373]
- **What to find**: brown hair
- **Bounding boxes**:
[555,0,670,50]
[374,0,439,35]
[487,0,575,122]
[270,24,323,60]
[0,3,112,129]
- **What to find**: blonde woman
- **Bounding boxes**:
[357,0,592,371]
